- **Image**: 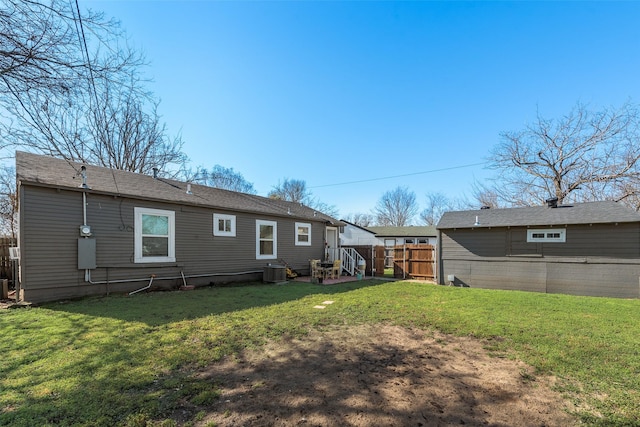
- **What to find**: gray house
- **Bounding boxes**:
[436,201,640,298]
[16,151,342,303]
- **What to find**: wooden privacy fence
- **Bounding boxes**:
[393,244,435,280]
[374,245,385,276]
[342,244,435,279]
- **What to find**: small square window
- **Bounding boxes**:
[295,222,311,246]
[213,213,236,237]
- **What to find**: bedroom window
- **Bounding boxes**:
[527,228,566,243]
[134,207,175,263]
[213,213,236,237]
[295,222,311,246]
[256,220,277,259]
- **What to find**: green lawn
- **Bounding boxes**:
[1,280,639,426]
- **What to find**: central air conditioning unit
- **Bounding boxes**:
[263,265,287,283]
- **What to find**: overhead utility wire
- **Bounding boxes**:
[309,161,488,189]
[71,0,121,195]
[72,0,100,109]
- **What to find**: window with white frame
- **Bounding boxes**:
[527,228,566,243]
[213,213,236,237]
[256,220,277,259]
[134,207,175,263]
[295,222,311,246]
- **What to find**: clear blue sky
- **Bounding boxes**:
[87,0,640,220]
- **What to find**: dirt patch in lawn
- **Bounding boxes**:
[198,324,575,426]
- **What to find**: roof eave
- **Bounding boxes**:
[18,179,331,223]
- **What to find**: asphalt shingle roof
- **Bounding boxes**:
[436,201,640,229]
[16,151,341,224]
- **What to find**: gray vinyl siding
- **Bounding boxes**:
[439,223,640,298]
[19,185,326,303]
[441,229,507,258]
[19,186,88,301]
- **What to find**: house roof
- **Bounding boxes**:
[436,201,640,229]
[15,151,341,224]
[365,225,437,237]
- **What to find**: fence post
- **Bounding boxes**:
[403,244,406,280]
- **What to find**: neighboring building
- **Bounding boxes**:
[340,224,437,247]
[366,226,437,247]
[16,151,342,303]
[436,201,640,298]
[339,221,379,246]
[340,224,437,270]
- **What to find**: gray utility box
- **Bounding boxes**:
[263,265,286,283]
[78,238,97,269]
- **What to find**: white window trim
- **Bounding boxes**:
[295,222,312,246]
[256,219,277,259]
[213,213,236,237]
[527,228,566,243]
[134,207,176,263]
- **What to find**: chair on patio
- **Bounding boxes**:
[310,259,323,280]
[329,259,341,279]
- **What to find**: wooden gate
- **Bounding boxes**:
[345,245,374,276]
[393,244,435,280]
[374,245,385,276]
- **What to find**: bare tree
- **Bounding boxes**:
[344,212,375,227]
[488,102,640,207]
[269,178,310,203]
[0,0,186,175]
[0,0,100,98]
[0,165,17,238]
[269,178,339,217]
[194,165,257,194]
[468,182,503,210]
[85,81,187,175]
[419,192,457,226]
[311,200,340,219]
[373,186,418,226]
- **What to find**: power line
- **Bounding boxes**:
[72,0,100,107]
[70,1,122,195]
[309,161,487,189]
